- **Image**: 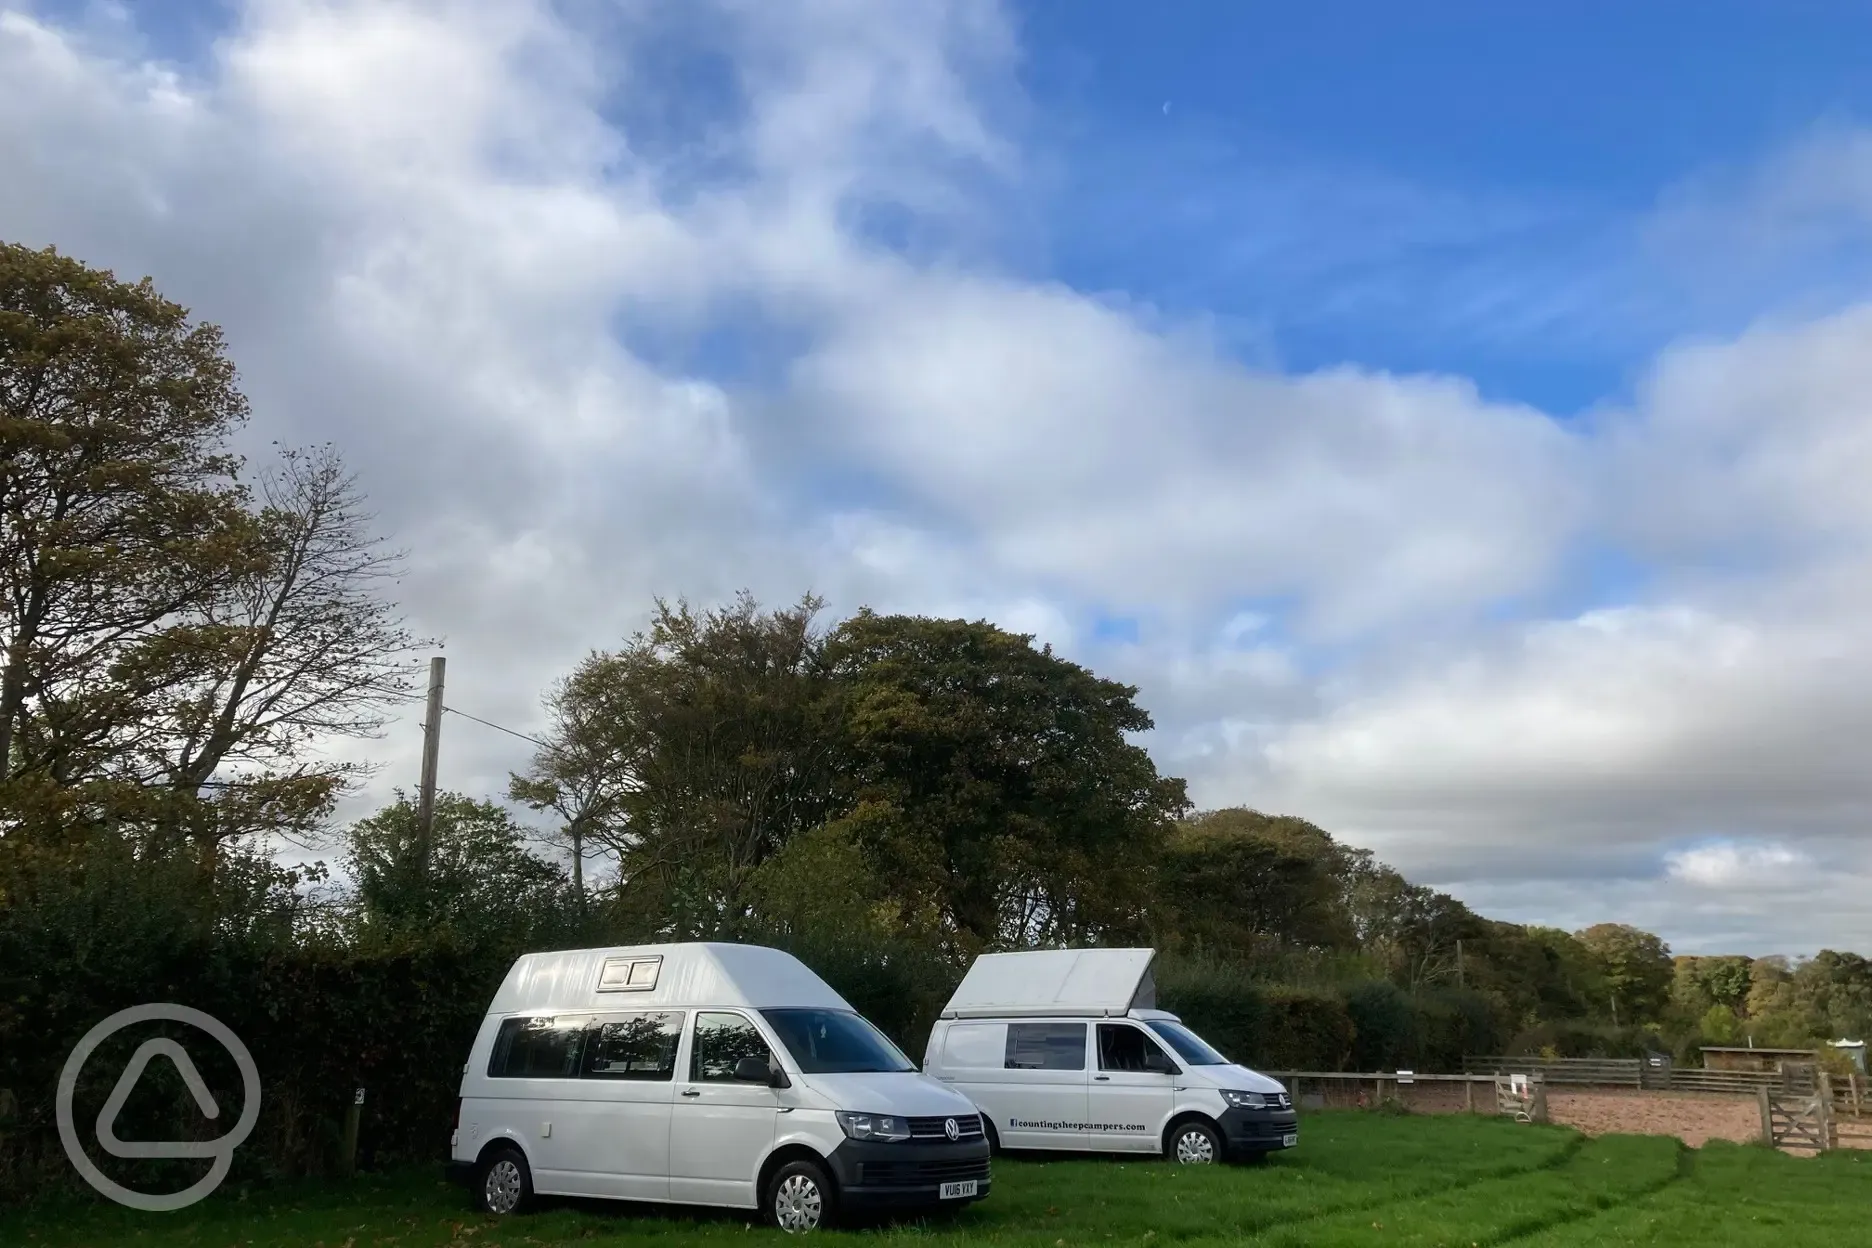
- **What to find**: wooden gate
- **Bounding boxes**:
[1495,1073,1548,1123]
[1760,1087,1835,1151]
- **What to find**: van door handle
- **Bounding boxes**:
[680,1089,701,1098]
[1094,1076,1110,1081]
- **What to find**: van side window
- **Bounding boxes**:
[1005,1023,1086,1071]
[691,1012,774,1082]
[1098,1023,1174,1073]
[488,1015,592,1078]
[584,1012,683,1080]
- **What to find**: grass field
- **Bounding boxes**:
[6,1112,1869,1248]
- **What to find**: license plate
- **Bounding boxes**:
[939,1180,978,1200]
[1281,1134,1298,1148]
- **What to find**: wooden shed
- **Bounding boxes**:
[1700,1046,1818,1073]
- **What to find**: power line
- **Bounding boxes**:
[443,704,549,749]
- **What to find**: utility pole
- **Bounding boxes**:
[415,656,445,874]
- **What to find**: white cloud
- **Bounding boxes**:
[6,1,1872,956]
[1666,842,1808,890]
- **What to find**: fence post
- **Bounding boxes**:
[1818,1072,1835,1150]
[1758,1088,1774,1148]
[1464,1077,1475,1114]
[340,1086,365,1177]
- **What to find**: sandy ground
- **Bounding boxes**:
[1544,1089,1760,1147]
[1284,1076,1872,1150]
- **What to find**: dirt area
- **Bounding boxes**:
[1543,1089,1761,1147]
[1283,1075,1872,1151]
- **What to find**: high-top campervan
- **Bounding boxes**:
[923,948,1298,1164]
[449,943,990,1231]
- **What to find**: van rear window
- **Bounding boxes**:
[488,1015,591,1078]
[1005,1023,1086,1071]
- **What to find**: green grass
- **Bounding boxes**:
[4,1113,1869,1248]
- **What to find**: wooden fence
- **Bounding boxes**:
[1463,1055,1818,1097]
[1264,1070,1546,1122]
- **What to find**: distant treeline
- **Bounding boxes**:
[4,241,1870,1200]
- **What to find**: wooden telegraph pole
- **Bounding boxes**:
[415,656,445,874]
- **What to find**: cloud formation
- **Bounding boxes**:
[5,1,1872,954]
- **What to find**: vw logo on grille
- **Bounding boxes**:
[944,1117,960,1140]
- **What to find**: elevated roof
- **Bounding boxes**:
[940,948,1157,1019]
[487,942,852,1016]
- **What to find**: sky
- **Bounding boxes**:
[6,1,1872,956]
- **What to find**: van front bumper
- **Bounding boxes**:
[826,1138,992,1211]
[1218,1107,1300,1155]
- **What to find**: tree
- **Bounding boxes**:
[1154,808,1357,956]
[1576,923,1673,1024]
[514,593,840,939]
[344,791,572,945]
[823,611,1189,952]
[131,444,420,873]
[0,246,415,871]
[0,243,252,806]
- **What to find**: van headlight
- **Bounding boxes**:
[1221,1090,1270,1109]
[836,1111,912,1142]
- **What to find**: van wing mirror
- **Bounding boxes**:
[732,1055,792,1088]
[1146,1050,1177,1075]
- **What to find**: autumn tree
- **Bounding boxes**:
[0,243,253,810]
[1577,922,1674,1024]
[824,610,1189,952]
[513,593,840,938]
[345,790,573,945]
[1153,808,1358,956]
[0,244,416,872]
[134,444,420,872]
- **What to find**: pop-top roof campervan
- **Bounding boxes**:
[449,943,989,1231]
[923,948,1298,1164]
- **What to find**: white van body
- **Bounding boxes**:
[450,943,989,1228]
[923,948,1298,1163]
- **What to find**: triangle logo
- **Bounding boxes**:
[95,1038,223,1160]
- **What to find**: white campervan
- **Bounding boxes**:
[923,948,1298,1165]
[448,943,990,1231]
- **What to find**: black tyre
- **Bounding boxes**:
[477,1145,534,1215]
[982,1116,1002,1156]
[1167,1118,1223,1165]
[767,1157,838,1233]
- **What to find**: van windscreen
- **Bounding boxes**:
[1143,1018,1229,1066]
[761,1009,915,1074]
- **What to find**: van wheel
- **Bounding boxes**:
[767,1158,837,1233]
[1167,1119,1222,1165]
[477,1145,534,1215]
[982,1117,1002,1156]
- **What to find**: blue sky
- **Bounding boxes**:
[7,0,1872,953]
[1014,1,1872,413]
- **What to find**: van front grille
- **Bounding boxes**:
[855,1157,991,1187]
[907,1114,984,1141]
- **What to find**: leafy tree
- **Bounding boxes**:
[0,246,416,872]
[0,243,253,805]
[1347,865,1482,992]
[1154,808,1357,956]
[514,593,839,938]
[1673,955,1753,1018]
[1576,923,1673,1024]
[343,791,572,946]
[824,610,1188,952]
